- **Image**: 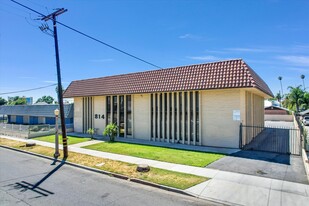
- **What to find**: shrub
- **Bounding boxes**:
[87,128,95,140]
[29,126,39,132]
[103,123,118,142]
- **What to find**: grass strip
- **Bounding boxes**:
[33,135,91,145]
[0,138,208,190]
[84,141,225,167]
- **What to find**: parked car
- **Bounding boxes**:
[303,116,309,126]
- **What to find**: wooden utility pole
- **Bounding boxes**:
[42,8,68,158]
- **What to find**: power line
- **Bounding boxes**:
[1,1,32,15]
[10,0,163,69]
[0,2,41,29]
[57,22,163,69]
[0,84,57,95]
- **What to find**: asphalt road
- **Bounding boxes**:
[0,147,221,206]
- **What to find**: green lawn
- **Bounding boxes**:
[84,142,225,167]
[33,135,91,145]
[0,138,208,189]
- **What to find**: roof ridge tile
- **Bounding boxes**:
[63,59,273,98]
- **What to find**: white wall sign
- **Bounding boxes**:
[233,110,240,121]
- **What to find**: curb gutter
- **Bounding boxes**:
[0,145,195,198]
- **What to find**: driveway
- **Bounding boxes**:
[208,120,307,184]
[207,150,307,184]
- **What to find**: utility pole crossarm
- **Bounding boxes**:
[41,8,67,21]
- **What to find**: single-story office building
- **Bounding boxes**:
[64,59,273,148]
[0,104,74,125]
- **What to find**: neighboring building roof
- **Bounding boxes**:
[33,102,48,105]
[264,105,290,111]
[0,104,74,118]
[264,106,290,115]
[264,106,290,111]
[63,59,273,98]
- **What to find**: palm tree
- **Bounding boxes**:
[286,85,305,112]
[301,92,309,110]
[301,74,305,90]
[278,76,283,98]
[275,92,282,107]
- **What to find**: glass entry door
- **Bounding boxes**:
[106,95,132,137]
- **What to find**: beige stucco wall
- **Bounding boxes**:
[71,87,266,148]
[74,97,83,133]
[93,96,106,135]
[240,89,266,145]
[244,91,264,126]
[133,94,150,140]
[201,89,241,148]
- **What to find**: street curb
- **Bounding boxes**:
[129,178,194,197]
[0,145,195,198]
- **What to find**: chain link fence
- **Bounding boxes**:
[0,123,74,139]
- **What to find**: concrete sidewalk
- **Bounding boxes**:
[1,135,309,206]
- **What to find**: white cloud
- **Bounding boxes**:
[203,50,227,54]
[197,47,280,54]
[288,68,309,74]
[224,48,266,52]
[276,55,309,67]
[43,80,69,84]
[276,24,308,32]
[18,76,36,79]
[179,33,201,40]
[43,80,57,83]
[89,58,114,63]
[187,55,220,61]
[291,45,309,53]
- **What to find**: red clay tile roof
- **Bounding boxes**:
[63,59,273,98]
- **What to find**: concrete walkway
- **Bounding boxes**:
[70,139,102,148]
[1,135,309,206]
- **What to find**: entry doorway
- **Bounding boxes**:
[106,95,132,138]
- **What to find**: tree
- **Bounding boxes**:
[103,123,118,142]
[275,92,282,102]
[55,86,64,96]
[8,96,27,105]
[301,74,305,90]
[0,97,7,105]
[87,128,95,140]
[36,95,54,104]
[285,86,305,112]
[278,76,283,97]
[301,91,309,110]
[275,92,283,106]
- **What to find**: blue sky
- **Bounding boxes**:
[0,0,308,102]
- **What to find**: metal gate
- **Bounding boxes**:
[239,124,301,155]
